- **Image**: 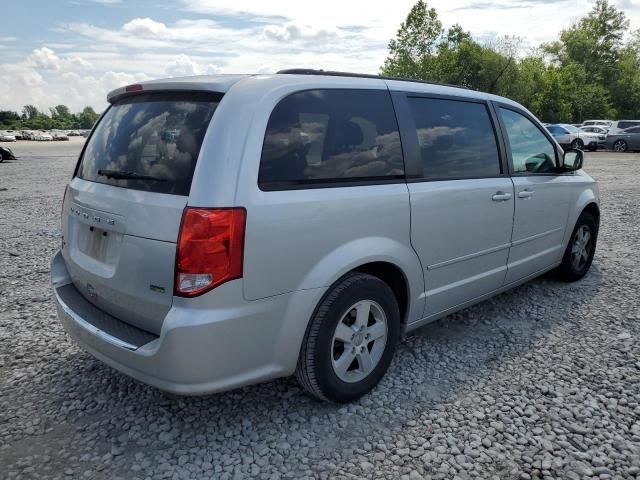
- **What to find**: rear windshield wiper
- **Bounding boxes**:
[97,169,167,182]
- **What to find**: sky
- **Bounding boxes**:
[1,0,639,113]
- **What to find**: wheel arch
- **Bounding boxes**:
[583,201,600,227]
[294,237,425,326]
[351,261,410,327]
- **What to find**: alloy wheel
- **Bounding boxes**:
[614,140,627,152]
[331,300,388,383]
[571,225,592,270]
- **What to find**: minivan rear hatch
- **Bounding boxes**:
[62,91,222,335]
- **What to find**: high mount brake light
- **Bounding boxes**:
[125,84,144,93]
[174,208,246,297]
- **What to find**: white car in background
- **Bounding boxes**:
[34,131,53,141]
[547,124,604,151]
[582,119,613,129]
[0,131,17,142]
[52,131,70,141]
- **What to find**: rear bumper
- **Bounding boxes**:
[51,250,322,395]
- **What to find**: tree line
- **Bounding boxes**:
[0,104,100,130]
[382,0,640,123]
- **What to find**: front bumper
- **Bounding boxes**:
[51,250,321,395]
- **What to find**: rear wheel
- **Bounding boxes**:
[557,211,597,282]
[613,140,628,152]
[570,138,584,149]
[295,272,400,403]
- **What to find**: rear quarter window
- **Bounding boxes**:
[258,89,404,190]
[77,91,222,196]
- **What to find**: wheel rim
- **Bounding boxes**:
[572,139,582,149]
[571,225,592,271]
[614,141,626,152]
[331,300,388,383]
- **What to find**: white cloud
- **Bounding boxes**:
[165,54,202,77]
[29,47,62,71]
[263,22,338,42]
[122,18,168,36]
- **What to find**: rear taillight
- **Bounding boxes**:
[174,207,246,297]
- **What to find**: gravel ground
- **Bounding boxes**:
[1,141,639,480]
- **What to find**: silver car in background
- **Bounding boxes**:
[51,70,600,403]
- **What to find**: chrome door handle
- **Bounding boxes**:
[492,191,512,201]
[518,189,534,199]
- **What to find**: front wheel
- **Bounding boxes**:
[613,140,628,152]
[571,138,584,149]
[556,211,598,282]
[295,272,400,403]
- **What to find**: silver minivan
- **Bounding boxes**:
[51,70,600,403]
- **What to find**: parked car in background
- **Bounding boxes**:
[582,119,613,129]
[67,130,82,136]
[34,131,53,141]
[5,130,24,140]
[51,71,600,403]
[546,124,579,148]
[605,127,640,152]
[52,131,70,141]
[581,126,608,135]
[0,131,17,142]
[546,124,603,151]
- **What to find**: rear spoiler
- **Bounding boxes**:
[107,75,250,104]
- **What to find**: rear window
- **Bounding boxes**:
[258,89,404,190]
[77,91,221,195]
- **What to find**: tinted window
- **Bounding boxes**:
[407,98,501,179]
[547,125,563,134]
[77,92,221,195]
[258,89,403,189]
[626,127,640,133]
[500,108,557,174]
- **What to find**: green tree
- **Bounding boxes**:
[381,0,639,123]
[381,0,443,79]
[22,105,40,120]
[77,106,99,129]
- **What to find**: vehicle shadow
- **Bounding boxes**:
[5,265,605,476]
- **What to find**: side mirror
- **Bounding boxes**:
[562,148,583,171]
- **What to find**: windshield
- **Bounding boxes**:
[77,91,222,195]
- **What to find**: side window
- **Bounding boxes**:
[407,97,501,180]
[258,89,404,189]
[626,127,640,133]
[499,108,557,174]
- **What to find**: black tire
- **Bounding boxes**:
[295,272,400,403]
[556,211,598,282]
[571,138,583,149]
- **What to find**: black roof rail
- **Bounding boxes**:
[276,68,469,90]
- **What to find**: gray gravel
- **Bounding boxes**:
[1,141,640,480]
